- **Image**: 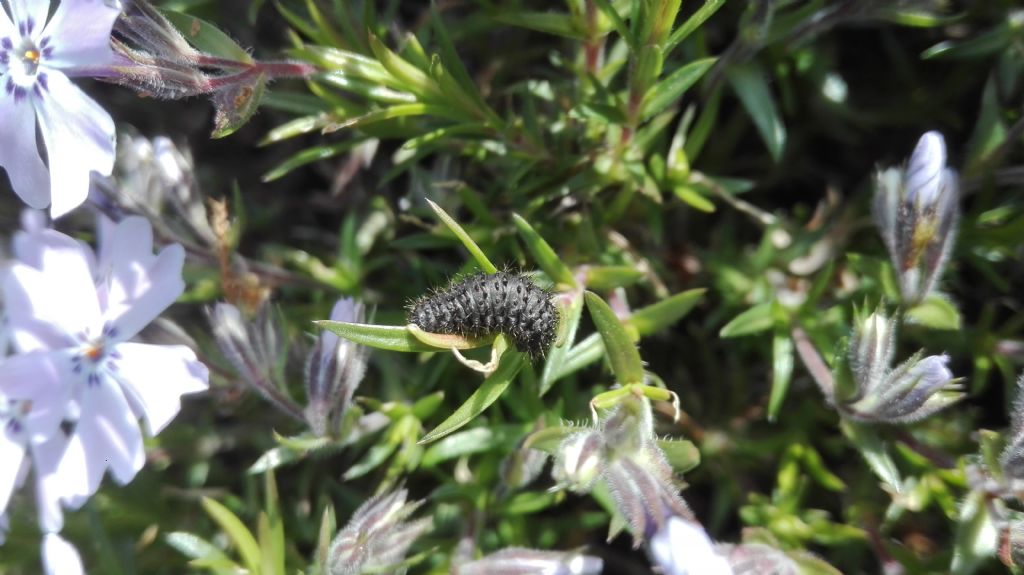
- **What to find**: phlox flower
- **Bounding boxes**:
[0,214,208,533]
[0,0,121,217]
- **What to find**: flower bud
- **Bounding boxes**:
[873,131,959,305]
[553,431,605,493]
[304,298,369,437]
[208,302,303,421]
[453,547,603,575]
[840,309,962,424]
[1001,375,1024,481]
[327,488,431,575]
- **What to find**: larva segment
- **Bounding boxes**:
[408,272,558,358]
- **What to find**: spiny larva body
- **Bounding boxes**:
[408,272,558,358]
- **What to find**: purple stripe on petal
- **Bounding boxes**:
[37,72,48,92]
[1,37,12,50]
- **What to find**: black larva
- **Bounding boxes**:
[408,272,558,358]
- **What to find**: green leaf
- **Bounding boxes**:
[628,288,705,336]
[262,140,360,182]
[585,291,644,385]
[342,441,398,480]
[162,11,253,63]
[582,266,645,290]
[512,213,577,288]
[719,302,774,338]
[367,33,441,100]
[642,57,717,120]
[421,425,522,467]
[210,71,267,138]
[666,0,726,52]
[314,506,336,575]
[541,293,584,395]
[494,11,588,40]
[767,329,794,422]
[553,332,605,381]
[523,425,577,454]
[407,324,497,350]
[201,497,262,573]
[419,350,526,443]
[906,296,962,330]
[592,0,635,48]
[656,438,701,473]
[951,490,999,574]
[841,420,901,490]
[165,532,234,564]
[672,185,716,212]
[315,321,437,352]
[425,199,498,274]
[728,63,786,162]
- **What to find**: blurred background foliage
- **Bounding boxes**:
[3,0,1024,573]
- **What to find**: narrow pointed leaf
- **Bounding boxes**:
[585,291,644,385]
[629,288,705,336]
[420,350,526,443]
[541,293,584,395]
[719,301,774,338]
[425,199,498,273]
[768,329,794,422]
[643,57,717,120]
[200,497,262,574]
[512,213,577,288]
[728,64,786,162]
[316,321,438,352]
[163,11,253,62]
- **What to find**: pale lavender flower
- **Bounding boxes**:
[41,532,84,575]
[305,298,369,436]
[649,517,733,575]
[327,488,432,575]
[453,547,603,575]
[1,216,208,513]
[0,0,121,217]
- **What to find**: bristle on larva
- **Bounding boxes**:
[407,272,558,358]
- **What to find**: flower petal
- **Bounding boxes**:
[42,0,120,73]
[42,533,84,575]
[0,351,73,441]
[107,243,185,340]
[0,432,26,516]
[72,376,145,486]
[32,434,71,533]
[7,0,50,34]
[0,93,50,209]
[77,380,143,488]
[4,250,102,352]
[33,70,115,218]
[111,342,208,435]
[99,216,155,305]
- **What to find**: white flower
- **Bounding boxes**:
[649,516,733,575]
[0,0,121,217]
[1,215,208,522]
[42,532,84,575]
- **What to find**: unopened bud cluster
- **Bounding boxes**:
[552,396,691,546]
[836,307,962,424]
